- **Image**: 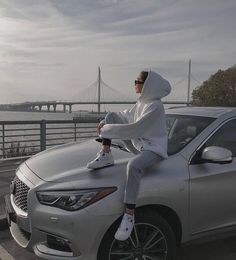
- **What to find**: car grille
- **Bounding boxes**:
[13,176,30,212]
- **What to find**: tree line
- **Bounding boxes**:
[191,65,236,106]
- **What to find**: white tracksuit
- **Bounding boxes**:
[100,71,171,204]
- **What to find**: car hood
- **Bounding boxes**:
[25,139,133,182]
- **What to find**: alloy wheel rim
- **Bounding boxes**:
[109,222,168,260]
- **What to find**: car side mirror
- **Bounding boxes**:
[201,146,233,164]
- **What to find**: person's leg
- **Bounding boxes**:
[96,112,139,154]
[124,151,163,205]
[101,112,119,152]
[101,138,111,153]
[115,151,163,240]
[87,112,123,169]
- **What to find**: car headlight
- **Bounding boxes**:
[36,187,117,211]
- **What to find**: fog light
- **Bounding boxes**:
[47,234,72,253]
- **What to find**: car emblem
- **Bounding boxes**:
[10,181,16,195]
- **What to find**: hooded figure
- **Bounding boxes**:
[87,70,171,242]
[100,70,171,158]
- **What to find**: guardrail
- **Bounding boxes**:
[0,120,98,159]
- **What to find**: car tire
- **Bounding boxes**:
[97,208,177,260]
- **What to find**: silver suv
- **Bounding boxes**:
[5,107,236,260]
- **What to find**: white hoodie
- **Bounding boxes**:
[100,71,171,159]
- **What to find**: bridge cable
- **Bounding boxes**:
[191,73,202,85]
[172,77,187,87]
[100,79,134,102]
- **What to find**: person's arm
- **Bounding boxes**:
[96,105,136,135]
[100,102,161,140]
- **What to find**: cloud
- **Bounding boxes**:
[0,0,235,105]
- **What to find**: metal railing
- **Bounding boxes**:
[0,120,98,159]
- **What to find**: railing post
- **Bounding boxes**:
[74,122,77,142]
[2,124,5,158]
[40,120,46,151]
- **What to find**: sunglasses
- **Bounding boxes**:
[134,80,144,85]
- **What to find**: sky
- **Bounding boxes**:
[0,0,236,107]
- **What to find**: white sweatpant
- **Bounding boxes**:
[104,112,163,205]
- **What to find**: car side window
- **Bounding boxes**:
[204,118,236,157]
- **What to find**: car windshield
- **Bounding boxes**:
[166,114,216,155]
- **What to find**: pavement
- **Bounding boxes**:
[1,158,236,259]
[1,227,236,260]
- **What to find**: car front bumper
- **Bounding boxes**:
[5,173,120,260]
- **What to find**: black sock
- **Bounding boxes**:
[102,138,111,146]
[125,203,136,210]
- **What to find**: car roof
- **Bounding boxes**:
[166,106,236,118]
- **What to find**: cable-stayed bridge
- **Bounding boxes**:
[0,62,198,113]
[0,67,137,113]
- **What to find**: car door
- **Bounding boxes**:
[189,118,236,235]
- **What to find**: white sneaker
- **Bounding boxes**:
[87,150,114,169]
[114,213,135,241]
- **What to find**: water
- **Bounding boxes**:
[0,111,75,121]
[0,106,185,158]
[0,103,182,121]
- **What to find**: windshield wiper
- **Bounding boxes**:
[111,143,129,152]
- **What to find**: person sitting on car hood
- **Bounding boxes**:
[87,70,171,241]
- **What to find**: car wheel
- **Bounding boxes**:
[98,209,177,260]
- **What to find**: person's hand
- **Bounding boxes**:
[96,121,105,135]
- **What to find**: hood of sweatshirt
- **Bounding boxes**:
[139,71,171,102]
